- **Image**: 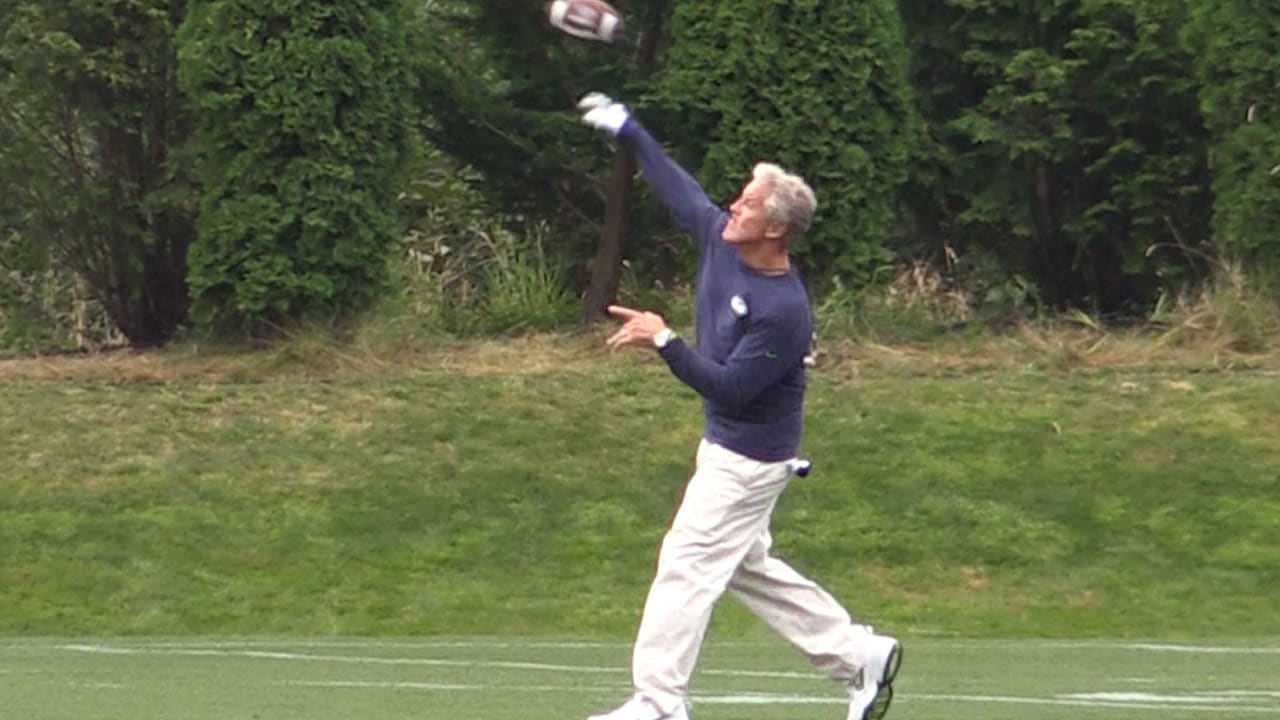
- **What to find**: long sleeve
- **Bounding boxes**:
[656,312,808,415]
[618,118,727,251]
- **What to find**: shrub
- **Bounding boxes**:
[178,0,412,335]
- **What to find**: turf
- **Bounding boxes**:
[2,636,1277,720]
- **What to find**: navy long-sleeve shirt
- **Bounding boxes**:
[619,118,813,462]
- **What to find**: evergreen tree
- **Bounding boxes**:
[0,0,196,345]
[1183,0,1280,278]
[900,0,1212,313]
[177,0,411,333]
[410,0,671,322]
[652,0,918,282]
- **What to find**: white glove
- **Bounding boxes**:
[577,92,630,137]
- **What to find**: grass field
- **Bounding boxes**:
[3,335,1277,638]
[3,636,1278,720]
[2,332,1278,718]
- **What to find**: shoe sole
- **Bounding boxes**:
[863,642,903,720]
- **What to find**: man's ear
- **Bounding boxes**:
[765,221,788,241]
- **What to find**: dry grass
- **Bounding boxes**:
[0,346,242,383]
[0,330,633,383]
[816,260,1280,376]
[805,320,1280,379]
[3,261,1278,382]
[2,318,1278,384]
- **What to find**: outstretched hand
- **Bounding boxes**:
[578,92,630,137]
[606,304,667,350]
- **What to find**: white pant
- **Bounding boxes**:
[631,440,874,715]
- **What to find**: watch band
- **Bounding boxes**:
[653,328,677,349]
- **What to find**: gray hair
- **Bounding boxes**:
[753,162,818,237]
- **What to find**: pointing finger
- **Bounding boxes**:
[607,305,643,320]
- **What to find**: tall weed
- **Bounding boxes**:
[474,224,578,334]
[0,231,121,353]
[387,146,580,336]
[1149,260,1280,353]
[390,222,577,336]
[814,263,974,342]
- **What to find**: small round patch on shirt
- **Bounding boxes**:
[730,295,749,317]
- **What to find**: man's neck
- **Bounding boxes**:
[737,242,790,275]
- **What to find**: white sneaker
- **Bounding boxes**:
[846,633,902,720]
[587,694,690,720]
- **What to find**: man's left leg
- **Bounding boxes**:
[728,532,902,720]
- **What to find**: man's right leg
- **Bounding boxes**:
[590,441,791,720]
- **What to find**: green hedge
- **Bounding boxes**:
[652,0,918,282]
[1184,0,1280,277]
[178,0,412,334]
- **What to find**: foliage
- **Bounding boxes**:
[1148,259,1280,354]
[0,230,75,351]
[0,263,119,354]
[473,226,579,334]
[392,221,579,336]
[1,0,1274,349]
[900,0,1212,314]
[408,1,653,266]
[814,263,980,342]
[650,0,917,284]
[177,0,412,335]
[1182,0,1280,277]
[0,0,197,345]
[386,142,579,337]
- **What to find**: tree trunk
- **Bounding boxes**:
[579,1,668,325]
[581,152,637,323]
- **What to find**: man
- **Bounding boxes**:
[577,92,902,720]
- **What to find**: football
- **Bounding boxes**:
[548,0,624,43]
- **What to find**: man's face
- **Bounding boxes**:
[723,176,785,245]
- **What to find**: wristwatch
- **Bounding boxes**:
[653,328,677,349]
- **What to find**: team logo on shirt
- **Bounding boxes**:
[730,295,749,318]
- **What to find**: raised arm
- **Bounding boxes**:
[578,93,726,251]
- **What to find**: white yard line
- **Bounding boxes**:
[39,641,1280,716]
[1062,692,1262,704]
[22,643,1280,716]
[8,637,1278,653]
[286,680,485,691]
[52,643,817,678]
[272,681,1280,715]
[0,639,623,650]
[1109,643,1280,655]
[50,642,1280,686]
[988,641,1280,654]
[915,693,1280,714]
[55,644,624,674]
[115,639,632,650]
